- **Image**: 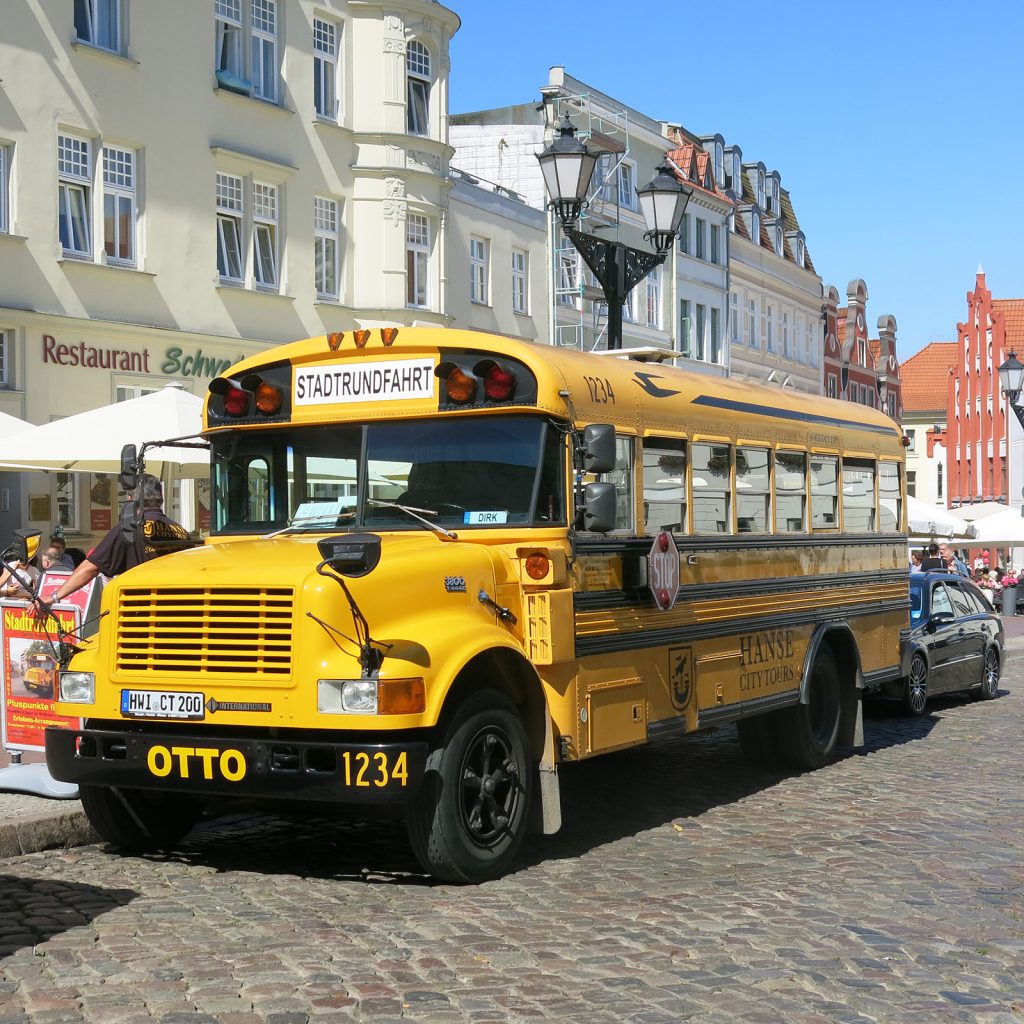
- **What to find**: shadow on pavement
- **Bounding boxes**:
[0,874,138,958]
[111,691,996,885]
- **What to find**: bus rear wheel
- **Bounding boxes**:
[79,785,204,852]
[778,647,841,770]
[406,690,532,883]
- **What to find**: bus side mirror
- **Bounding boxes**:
[582,483,616,533]
[119,444,138,491]
[317,534,382,578]
[582,424,616,474]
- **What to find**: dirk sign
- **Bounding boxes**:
[648,531,680,611]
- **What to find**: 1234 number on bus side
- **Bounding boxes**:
[582,375,616,404]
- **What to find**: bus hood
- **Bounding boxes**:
[98,532,511,686]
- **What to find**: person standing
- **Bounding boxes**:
[33,474,190,613]
[920,542,946,571]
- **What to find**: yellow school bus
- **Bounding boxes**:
[47,327,909,882]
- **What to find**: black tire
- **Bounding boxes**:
[777,647,842,770]
[736,711,782,766]
[406,690,532,883]
[974,647,1000,700]
[902,654,929,716]
[79,785,204,852]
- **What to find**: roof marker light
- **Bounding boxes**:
[328,332,344,351]
[381,327,399,347]
[353,329,371,348]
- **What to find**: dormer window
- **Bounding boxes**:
[767,175,779,215]
[730,149,741,193]
[774,223,783,256]
[713,142,724,186]
[756,169,765,208]
[750,209,760,241]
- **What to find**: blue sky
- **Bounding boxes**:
[449,1,1024,364]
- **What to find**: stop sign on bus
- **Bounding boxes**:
[648,530,680,611]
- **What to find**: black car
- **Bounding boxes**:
[882,571,1004,715]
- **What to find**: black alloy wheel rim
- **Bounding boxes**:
[459,725,521,848]
[909,657,928,714]
[983,650,999,696]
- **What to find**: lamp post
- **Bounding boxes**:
[537,115,692,350]
[997,351,1024,516]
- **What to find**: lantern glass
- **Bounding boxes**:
[998,351,1024,398]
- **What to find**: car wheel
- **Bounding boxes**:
[79,785,204,851]
[406,690,532,883]
[975,647,1000,700]
[902,654,929,716]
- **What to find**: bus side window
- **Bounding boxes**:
[775,450,807,532]
[737,446,770,533]
[692,442,732,534]
[878,461,902,531]
[841,459,876,533]
[642,437,686,535]
[810,455,839,530]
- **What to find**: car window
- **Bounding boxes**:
[961,584,991,615]
[931,584,955,617]
[909,584,923,624]
[948,583,974,618]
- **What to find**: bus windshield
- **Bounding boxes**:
[210,415,565,534]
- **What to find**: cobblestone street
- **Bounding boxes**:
[2,662,1023,1024]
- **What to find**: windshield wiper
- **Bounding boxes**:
[263,509,356,539]
[367,499,458,541]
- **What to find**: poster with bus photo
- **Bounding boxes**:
[0,600,80,752]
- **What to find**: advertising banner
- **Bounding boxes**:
[1,600,81,753]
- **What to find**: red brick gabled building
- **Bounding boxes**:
[822,279,902,418]
[947,270,1024,507]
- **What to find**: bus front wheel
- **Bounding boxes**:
[406,690,532,883]
[778,648,842,770]
[79,785,204,851]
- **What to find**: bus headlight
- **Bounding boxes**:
[319,679,377,714]
[60,671,95,704]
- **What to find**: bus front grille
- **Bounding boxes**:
[115,586,294,677]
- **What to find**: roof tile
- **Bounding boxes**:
[900,342,957,414]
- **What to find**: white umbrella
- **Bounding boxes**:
[953,501,1009,521]
[906,496,977,540]
[0,411,32,438]
[0,383,208,477]
[968,508,1024,546]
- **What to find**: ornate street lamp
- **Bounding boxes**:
[998,351,1024,426]
[997,351,1024,516]
[537,115,692,350]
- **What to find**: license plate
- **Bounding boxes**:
[121,689,205,720]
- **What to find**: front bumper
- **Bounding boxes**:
[45,725,428,804]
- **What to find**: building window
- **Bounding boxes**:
[710,307,721,363]
[710,223,720,265]
[314,196,339,299]
[906,470,916,498]
[252,182,278,288]
[557,245,579,308]
[313,18,339,120]
[215,0,277,100]
[730,293,739,344]
[75,0,121,52]
[56,472,79,533]
[695,218,706,260]
[766,303,774,353]
[102,145,136,266]
[774,223,783,255]
[216,172,244,282]
[680,299,691,358]
[617,162,635,210]
[676,213,690,255]
[756,169,766,208]
[696,304,706,361]
[250,1,278,101]
[58,134,92,258]
[937,462,943,498]
[827,374,837,398]
[511,249,528,314]
[406,213,430,308]
[622,287,635,325]
[406,41,431,136]
[0,329,10,387]
[0,143,10,233]
[470,237,489,304]
[751,210,760,243]
[713,142,724,187]
[905,429,915,451]
[782,311,790,358]
[646,267,661,329]
[747,299,757,348]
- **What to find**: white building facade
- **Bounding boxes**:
[0,0,464,544]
